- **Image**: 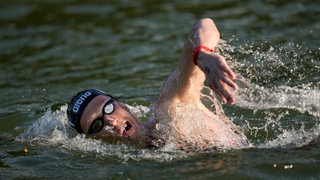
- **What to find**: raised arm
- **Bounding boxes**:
[158,18,237,106]
[189,18,238,104]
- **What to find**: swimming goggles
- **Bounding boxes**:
[88,98,115,134]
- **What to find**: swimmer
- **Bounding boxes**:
[67,18,250,150]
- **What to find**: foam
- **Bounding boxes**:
[16,105,189,162]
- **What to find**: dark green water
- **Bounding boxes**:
[1,0,319,179]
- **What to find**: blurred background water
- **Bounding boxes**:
[0,0,319,179]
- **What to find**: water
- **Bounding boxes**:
[1,0,319,179]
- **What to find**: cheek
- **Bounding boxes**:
[100,126,116,135]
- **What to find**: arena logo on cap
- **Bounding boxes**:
[73,91,92,113]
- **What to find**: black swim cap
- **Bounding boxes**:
[67,89,111,133]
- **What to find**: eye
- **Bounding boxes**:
[88,118,104,134]
[103,99,115,115]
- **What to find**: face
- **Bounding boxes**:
[80,95,140,140]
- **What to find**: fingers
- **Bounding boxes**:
[207,54,237,89]
[208,75,236,105]
[209,83,227,103]
[209,62,237,91]
[215,69,238,90]
[208,65,236,104]
[200,52,237,104]
[220,63,236,80]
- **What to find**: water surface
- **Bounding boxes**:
[1,0,319,179]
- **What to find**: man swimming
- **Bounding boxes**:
[67,18,250,150]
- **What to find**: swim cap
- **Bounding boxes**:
[67,89,111,133]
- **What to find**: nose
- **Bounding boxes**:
[104,116,118,126]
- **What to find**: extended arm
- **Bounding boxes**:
[158,18,237,107]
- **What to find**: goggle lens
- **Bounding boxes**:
[88,98,116,134]
[103,99,115,115]
[88,118,104,134]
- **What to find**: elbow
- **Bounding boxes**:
[197,18,220,37]
[198,18,214,24]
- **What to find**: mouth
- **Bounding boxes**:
[121,121,133,136]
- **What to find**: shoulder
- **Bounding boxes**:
[153,102,249,150]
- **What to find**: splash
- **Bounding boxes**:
[258,123,320,149]
[16,105,188,162]
[234,84,320,148]
[219,38,320,148]
[16,39,319,159]
[236,84,320,117]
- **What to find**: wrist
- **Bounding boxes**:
[192,45,213,65]
[197,49,210,65]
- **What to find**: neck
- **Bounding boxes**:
[136,118,162,148]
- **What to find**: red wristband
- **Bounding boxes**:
[192,45,213,65]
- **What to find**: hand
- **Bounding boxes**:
[197,51,238,104]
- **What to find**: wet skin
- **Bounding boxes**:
[80,95,141,139]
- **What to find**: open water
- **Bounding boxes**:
[0,0,319,179]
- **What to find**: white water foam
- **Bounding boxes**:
[257,123,320,149]
[16,105,188,162]
[15,87,319,155]
[16,39,320,158]
[220,38,320,148]
[236,84,320,117]
[233,84,320,148]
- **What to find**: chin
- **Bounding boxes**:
[125,124,140,139]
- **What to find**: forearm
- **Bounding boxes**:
[158,18,236,106]
[188,18,237,104]
[188,18,220,51]
[157,19,219,104]
[171,18,222,102]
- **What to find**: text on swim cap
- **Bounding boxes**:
[73,92,92,113]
